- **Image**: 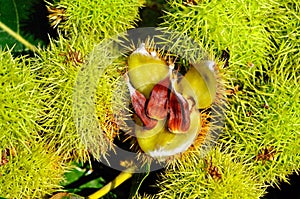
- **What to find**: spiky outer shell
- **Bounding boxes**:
[178,61,217,109]
[126,43,218,161]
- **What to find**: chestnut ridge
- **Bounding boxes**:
[124,42,218,161]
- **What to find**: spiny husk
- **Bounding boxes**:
[126,41,225,164]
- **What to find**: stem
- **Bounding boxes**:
[0,21,38,52]
[88,167,135,199]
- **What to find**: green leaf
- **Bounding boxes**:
[63,167,87,186]
[61,162,89,187]
[0,0,47,52]
[78,178,106,190]
[61,163,107,193]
